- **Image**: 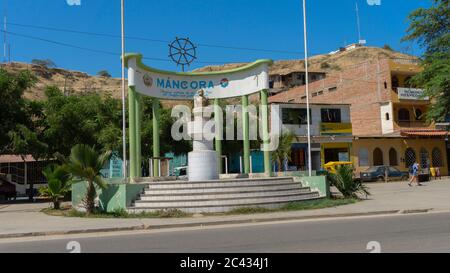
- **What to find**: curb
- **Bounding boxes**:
[0,208,434,239]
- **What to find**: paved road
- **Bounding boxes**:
[1,211,450,253]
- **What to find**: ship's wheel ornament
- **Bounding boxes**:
[169,37,197,72]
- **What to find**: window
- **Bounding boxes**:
[420,148,429,169]
[373,148,384,166]
[392,76,399,91]
[328,86,337,92]
[414,108,423,121]
[389,148,398,166]
[405,148,416,168]
[321,109,342,123]
[301,96,307,100]
[312,92,318,97]
[405,76,413,87]
[318,90,324,96]
[432,148,443,167]
[359,148,369,166]
[282,108,311,125]
[398,108,410,122]
[386,113,390,121]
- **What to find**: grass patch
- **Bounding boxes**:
[43,198,359,218]
[42,208,190,219]
[225,198,359,215]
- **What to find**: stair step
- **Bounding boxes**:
[143,183,305,195]
[138,189,311,201]
[145,181,300,190]
[133,192,320,208]
[128,194,321,214]
[143,177,293,186]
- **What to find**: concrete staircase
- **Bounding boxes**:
[127,177,321,214]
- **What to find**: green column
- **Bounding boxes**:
[261,89,272,176]
[242,95,250,174]
[214,99,223,174]
[152,98,160,177]
[128,86,137,179]
[135,93,142,177]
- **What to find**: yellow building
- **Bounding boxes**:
[353,134,448,176]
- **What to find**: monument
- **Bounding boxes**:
[187,90,219,181]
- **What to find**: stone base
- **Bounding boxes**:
[188,150,218,181]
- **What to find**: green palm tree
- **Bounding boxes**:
[65,144,111,214]
[39,164,72,210]
[327,164,370,198]
[271,133,295,172]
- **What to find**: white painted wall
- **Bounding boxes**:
[271,104,352,137]
[380,102,394,135]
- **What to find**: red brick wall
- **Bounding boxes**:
[269,59,393,136]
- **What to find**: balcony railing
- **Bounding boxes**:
[396,120,430,128]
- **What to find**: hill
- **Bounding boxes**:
[195,46,418,75]
[1,46,418,105]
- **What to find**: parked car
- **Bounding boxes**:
[0,178,17,200]
[360,166,409,182]
[174,166,188,180]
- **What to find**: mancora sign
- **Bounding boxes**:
[320,122,353,135]
[125,53,272,100]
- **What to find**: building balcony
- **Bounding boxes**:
[320,122,352,136]
[395,120,431,129]
[391,87,430,104]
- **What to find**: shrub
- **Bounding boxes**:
[327,165,370,198]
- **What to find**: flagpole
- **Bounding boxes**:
[302,0,312,177]
[121,0,128,181]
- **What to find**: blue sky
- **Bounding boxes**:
[3,0,430,77]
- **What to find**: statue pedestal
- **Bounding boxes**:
[188,150,218,181]
[187,93,219,181]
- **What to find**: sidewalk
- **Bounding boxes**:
[1,179,450,239]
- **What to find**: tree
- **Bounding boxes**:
[65,144,111,214]
[141,97,191,158]
[0,68,38,154]
[42,86,123,157]
[39,164,72,209]
[31,59,56,68]
[97,70,111,78]
[402,0,450,122]
[383,44,394,51]
[271,133,295,172]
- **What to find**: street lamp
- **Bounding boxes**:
[302,0,312,177]
[121,0,127,181]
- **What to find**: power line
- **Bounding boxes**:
[0,29,237,65]
[8,22,308,56]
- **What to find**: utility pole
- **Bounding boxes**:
[302,0,312,177]
[3,0,8,63]
[121,0,128,181]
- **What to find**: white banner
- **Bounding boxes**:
[126,55,271,100]
[398,87,429,101]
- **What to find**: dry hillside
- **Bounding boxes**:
[195,46,418,75]
[1,46,418,107]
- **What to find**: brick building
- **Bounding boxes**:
[269,56,449,176]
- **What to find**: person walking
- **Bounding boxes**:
[408,161,421,187]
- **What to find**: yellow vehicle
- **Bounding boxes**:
[323,161,353,174]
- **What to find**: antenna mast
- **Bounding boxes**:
[355,1,364,45]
